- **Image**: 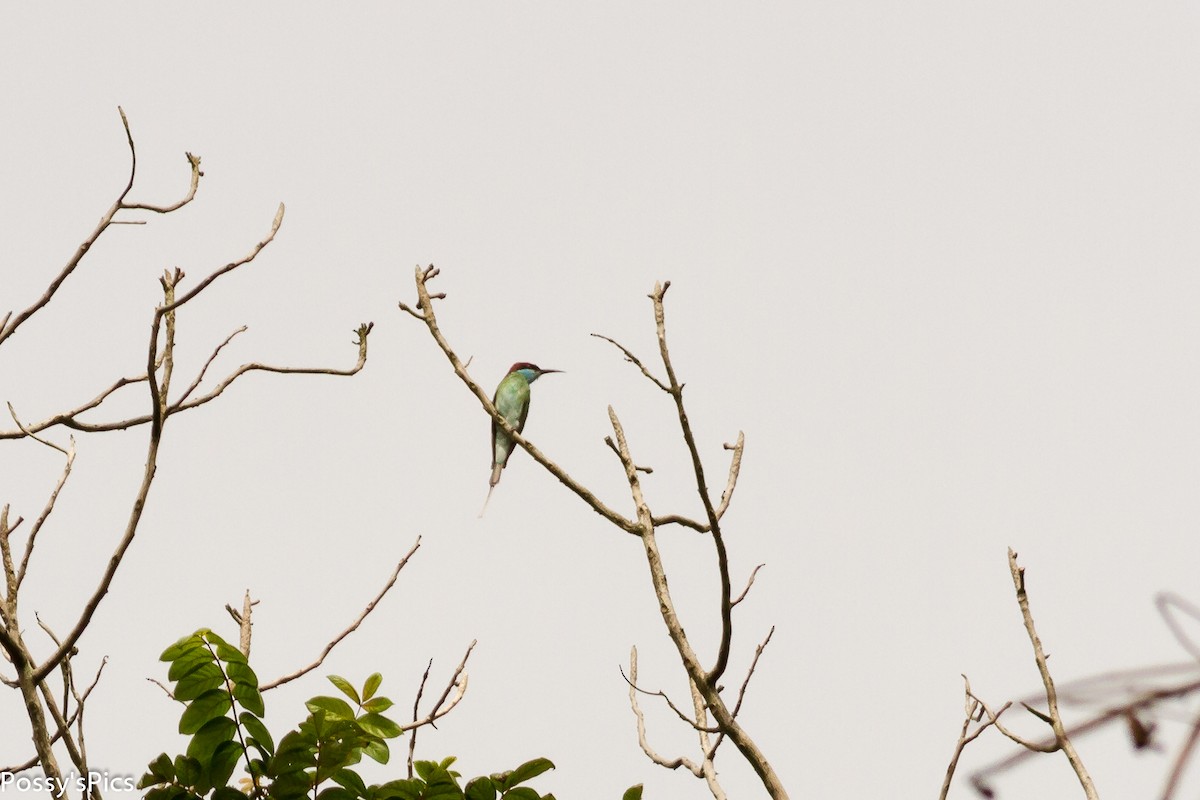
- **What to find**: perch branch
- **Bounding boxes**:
[400,266,639,535]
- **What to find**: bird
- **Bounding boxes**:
[480,362,562,516]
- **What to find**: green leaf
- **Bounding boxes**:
[328,675,361,705]
[168,648,217,681]
[174,663,225,702]
[180,689,234,735]
[187,716,237,761]
[361,673,382,702]
[226,660,259,688]
[465,777,497,800]
[361,697,394,714]
[161,633,205,662]
[501,759,554,789]
[145,752,176,783]
[202,629,232,648]
[357,712,402,739]
[174,755,202,788]
[307,695,356,720]
[499,789,539,800]
[332,768,368,796]
[362,739,389,765]
[240,711,274,754]
[621,786,643,800]
[207,740,243,789]
[212,788,250,800]
[317,789,359,800]
[215,642,248,665]
[144,787,190,800]
[371,779,422,800]
[234,681,266,716]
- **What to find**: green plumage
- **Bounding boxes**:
[480,362,561,516]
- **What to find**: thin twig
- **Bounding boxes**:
[407,659,433,779]
[589,333,670,392]
[732,565,765,607]
[939,675,1008,800]
[1161,708,1200,799]
[708,626,775,759]
[262,538,420,690]
[618,663,719,732]
[6,406,76,590]
[398,640,476,732]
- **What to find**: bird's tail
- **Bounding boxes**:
[478,483,496,518]
[479,465,503,518]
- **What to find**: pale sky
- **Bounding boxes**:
[4,3,1200,798]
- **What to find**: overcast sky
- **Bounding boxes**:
[4,3,1200,798]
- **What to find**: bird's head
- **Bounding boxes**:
[509,362,563,383]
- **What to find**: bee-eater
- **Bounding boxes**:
[480,362,562,516]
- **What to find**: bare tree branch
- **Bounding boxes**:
[0,107,202,348]
[606,404,787,797]
[6,405,76,590]
[1006,548,1098,798]
[1161,708,1200,800]
[708,626,775,760]
[407,659,434,779]
[619,662,719,733]
[398,640,475,733]
[939,675,1009,800]
[688,677,727,800]
[731,564,765,608]
[626,646,705,778]
[262,538,421,691]
[589,333,670,392]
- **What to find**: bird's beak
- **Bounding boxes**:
[540,368,563,375]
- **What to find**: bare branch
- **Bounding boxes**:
[589,333,669,392]
[0,372,150,440]
[688,677,727,800]
[627,646,705,777]
[0,107,202,348]
[651,514,709,533]
[1,656,106,775]
[1157,592,1200,664]
[708,626,775,760]
[262,537,420,691]
[939,675,1009,800]
[407,659,434,779]
[618,662,719,733]
[1161,708,1200,799]
[224,590,258,658]
[398,640,476,732]
[715,433,745,521]
[161,203,285,316]
[731,564,766,607]
[0,321,371,442]
[1007,548,1098,798]
[175,326,247,407]
[643,282,738,686]
[7,405,77,590]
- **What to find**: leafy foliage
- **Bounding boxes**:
[139,629,566,800]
